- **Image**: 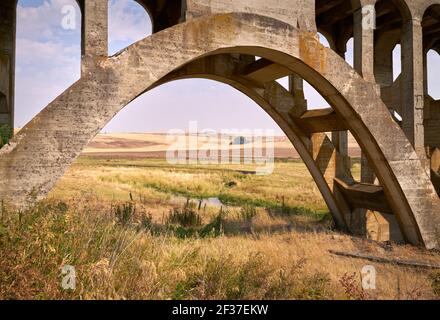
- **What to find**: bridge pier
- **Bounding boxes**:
[288,74,307,114]
[82,0,108,75]
[401,18,426,160]
[354,1,377,185]
[0,0,16,130]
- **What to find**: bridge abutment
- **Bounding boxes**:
[401,18,426,160]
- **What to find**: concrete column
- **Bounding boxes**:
[401,19,425,157]
[374,36,395,89]
[0,0,16,129]
[330,49,349,179]
[312,133,338,185]
[82,0,108,75]
[361,155,376,183]
[354,2,376,183]
[288,74,307,113]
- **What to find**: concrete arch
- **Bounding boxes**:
[422,3,440,53]
[0,13,439,248]
[414,0,440,20]
[391,0,412,22]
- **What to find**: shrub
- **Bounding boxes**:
[339,272,369,300]
[166,207,224,239]
[198,212,224,238]
[113,202,136,226]
[139,213,153,230]
[166,206,202,228]
[239,205,257,222]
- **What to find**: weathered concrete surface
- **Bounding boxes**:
[82,0,108,74]
[0,0,15,127]
[366,211,405,243]
[186,0,316,32]
[0,12,439,248]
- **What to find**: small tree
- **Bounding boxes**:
[0,124,12,148]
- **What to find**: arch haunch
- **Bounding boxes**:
[0,13,439,249]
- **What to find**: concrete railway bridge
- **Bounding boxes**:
[1,0,440,249]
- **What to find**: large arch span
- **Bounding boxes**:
[0,13,439,249]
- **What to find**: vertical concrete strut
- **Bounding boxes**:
[82,0,108,75]
[354,0,377,184]
[401,18,425,160]
[0,0,16,129]
[1,1,440,249]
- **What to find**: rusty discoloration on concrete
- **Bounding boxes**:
[299,33,327,74]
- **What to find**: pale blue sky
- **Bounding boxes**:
[15,0,440,133]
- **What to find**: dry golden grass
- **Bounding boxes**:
[1,197,439,300]
[1,141,438,300]
[50,157,340,214]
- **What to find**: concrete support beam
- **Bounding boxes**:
[0,0,16,128]
[334,178,392,214]
[288,74,307,114]
[354,2,377,184]
[365,211,404,243]
[311,133,338,186]
[295,108,348,134]
[327,45,350,181]
[82,0,108,74]
[401,19,425,157]
[332,131,349,179]
[374,28,400,89]
[310,132,353,228]
[243,59,291,84]
[353,2,376,83]
[361,154,376,184]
